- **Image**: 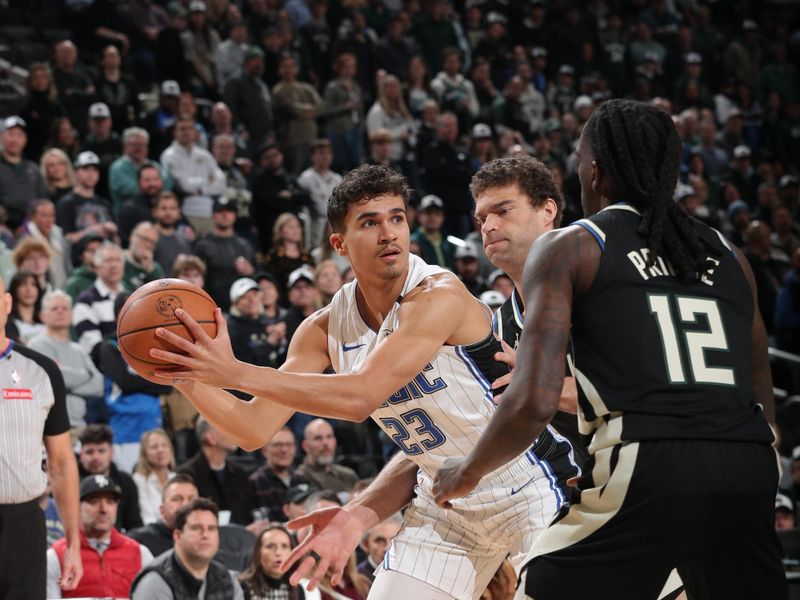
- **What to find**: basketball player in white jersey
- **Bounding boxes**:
[151,164,578,599]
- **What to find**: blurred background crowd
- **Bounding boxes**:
[0,0,799,597]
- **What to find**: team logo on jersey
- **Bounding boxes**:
[11,369,20,386]
[156,295,184,318]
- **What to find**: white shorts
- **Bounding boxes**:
[376,450,566,600]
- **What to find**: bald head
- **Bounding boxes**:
[302,419,337,466]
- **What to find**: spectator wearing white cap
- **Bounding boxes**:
[547,64,577,117]
[468,123,498,170]
[775,494,795,531]
[479,290,505,311]
[453,241,487,298]
[141,80,182,158]
[56,151,117,245]
[728,144,760,205]
[410,194,456,269]
[0,116,47,230]
[283,266,319,342]
[227,277,288,368]
[82,102,123,199]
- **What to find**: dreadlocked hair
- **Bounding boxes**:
[583,99,720,281]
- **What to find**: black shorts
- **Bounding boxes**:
[0,499,46,600]
[524,439,787,600]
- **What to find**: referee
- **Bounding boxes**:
[0,276,82,598]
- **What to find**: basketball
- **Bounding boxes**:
[116,278,218,383]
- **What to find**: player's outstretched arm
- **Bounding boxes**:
[433,227,600,506]
[170,309,333,451]
[281,452,418,590]
[154,274,484,423]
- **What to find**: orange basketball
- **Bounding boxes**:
[116,278,218,383]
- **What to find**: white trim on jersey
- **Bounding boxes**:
[568,355,610,435]
[573,218,606,243]
[711,226,735,253]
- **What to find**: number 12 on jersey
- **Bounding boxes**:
[648,294,735,386]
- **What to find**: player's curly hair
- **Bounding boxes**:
[469,155,564,226]
[582,99,720,281]
[327,164,413,232]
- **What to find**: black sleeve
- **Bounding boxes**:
[115,470,144,531]
[97,342,170,395]
[16,345,70,436]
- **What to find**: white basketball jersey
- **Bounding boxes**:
[327,255,508,479]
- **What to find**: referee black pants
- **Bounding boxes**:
[0,499,46,599]
[525,439,787,600]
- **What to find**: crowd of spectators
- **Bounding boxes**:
[1,0,799,597]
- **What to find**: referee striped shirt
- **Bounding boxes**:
[0,341,69,504]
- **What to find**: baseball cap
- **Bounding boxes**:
[558,64,575,76]
[230,277,260,303]
[189,0,207,12]
[673,182,695,202]
[160,80,181,97]
[471,123,492,139]
[480,290,505,309]
[287,266,315,289]
[212,197,238,212]
[89,102,111,119]
[487,269,511,288]
[643,51,660,63]
[455,242,480,260]
[776,494,794,513]
[726,108,743,121]
[243,46,264,64]
[80,474,122,501]
[742,19,758,32]
[531,47,547,59]
[726,199,749,220]
[544,119,562,133]
[486,11,507,25]
[286,483,314,505]
[733,145,752,159]
[574,95,593,111]
[418,195,444,212]
[2,115,26,132]
[780,175,799,188]
[685,52,703,65]
[167,1,187,18]
[74,151,101,169]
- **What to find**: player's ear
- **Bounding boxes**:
[330,232,346,256]
[543,198,558,226]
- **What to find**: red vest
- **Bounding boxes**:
[53,529,143,598]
